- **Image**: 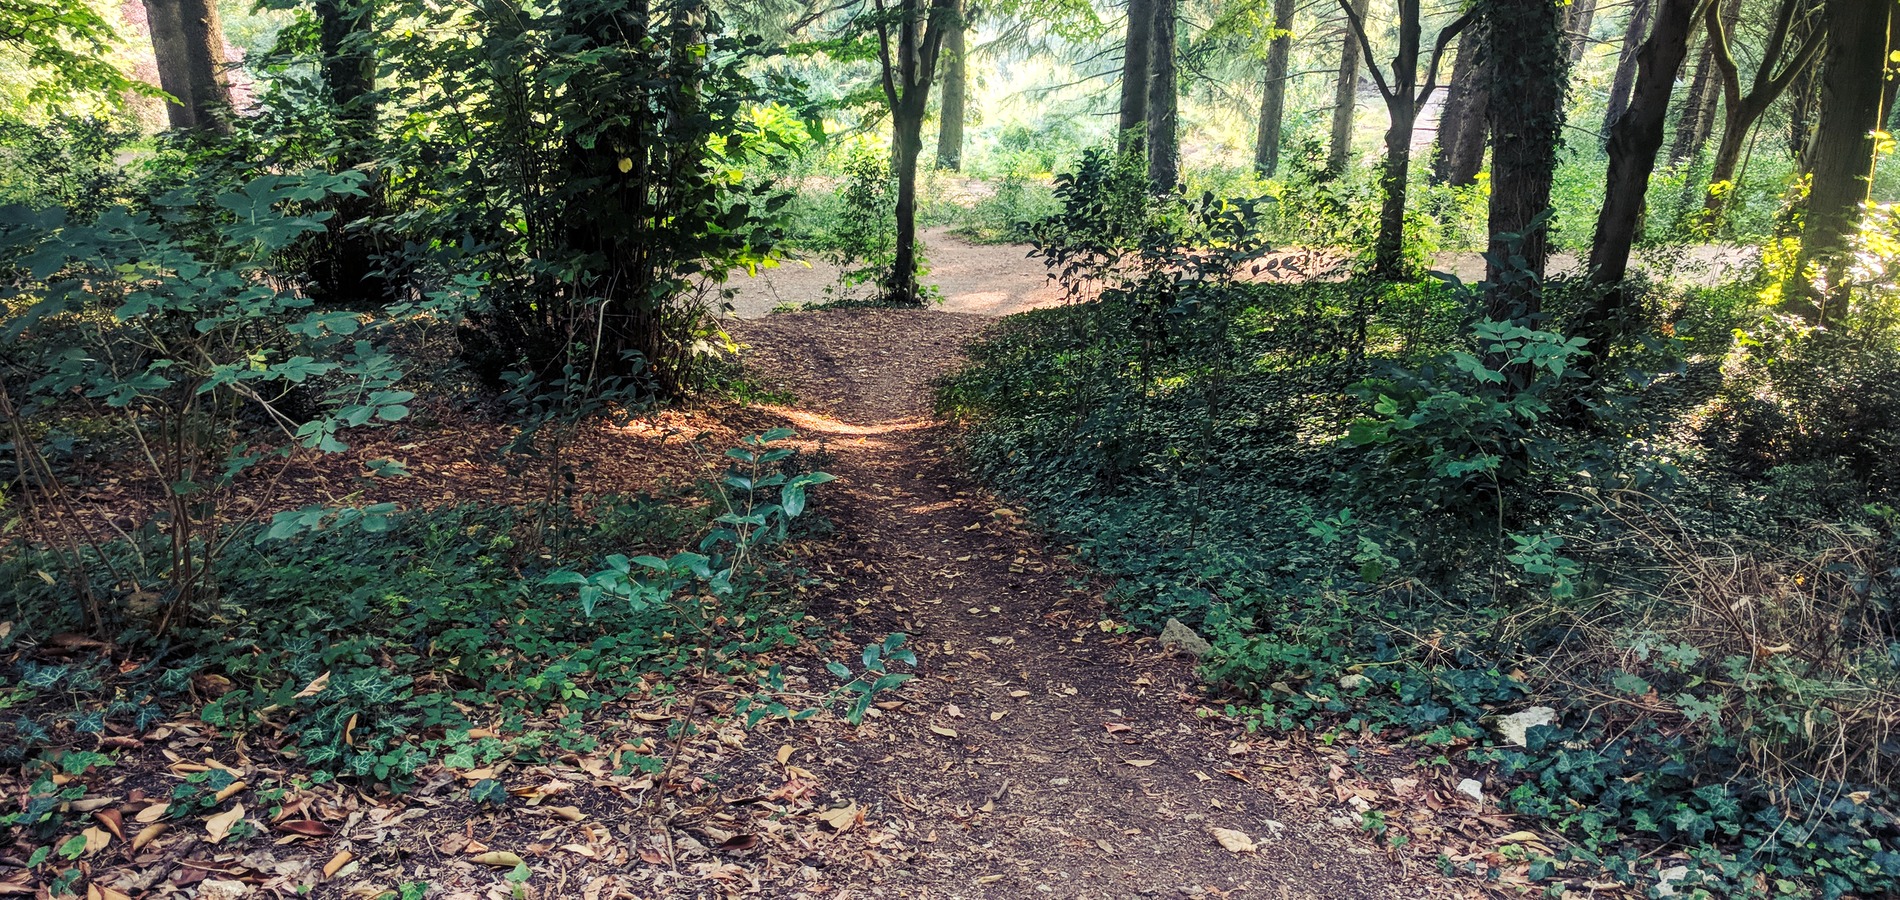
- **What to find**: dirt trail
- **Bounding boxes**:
[728,309,1434,899]
[725,231,1757,319]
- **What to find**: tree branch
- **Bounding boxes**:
[1336,0,1393,100]
[1415,8,1476,106]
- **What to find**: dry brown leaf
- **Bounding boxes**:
[323,849,354,879]
[1103,722,1132,733]
[132,823,168,851]
[205,803,244,844]
[94,808,125,841]
[293,671,332,699]
[473,851,525,867]
[134,802,170,824]
[817,804,858,832]
[1211,827,1256,853]
[548,805,585,822]
[213,781,246,803]
[80,826,111,856]
[776,744,794,765]
[928,725,958,738]
[277,820,333,837]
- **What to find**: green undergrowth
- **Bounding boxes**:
[940,278,1900,898]
[0,434,841,792]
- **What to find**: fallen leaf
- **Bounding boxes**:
[548,805,585,822]
[717,833,760,852]
[135,802,170,824]
[277,820,333,837]
[205,803,244,844]
[213,781,246,803]
[1103,722,1132,733]
[293,671,331,699]
[473,851,526,867]
[80,826,111,856]
[1211,827,1256,853]
[1124,759,1157,768]
[94,808,125,841]
[132,823,168,851]
[976,875,1004,884]
[818,804,858,832]
[776,745,794,765]
[928,725,958,738]
[322,849,354,879]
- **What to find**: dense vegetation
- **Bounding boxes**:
[2,0,1898,896]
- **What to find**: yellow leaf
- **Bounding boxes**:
[80,826,111,856]
[205,803,244,844]
[213,781,246,803]
[617,158,633,173]
[473,851,526,867]
[928,725,958,738]
[776,744,794,765]
[323,849,354,879]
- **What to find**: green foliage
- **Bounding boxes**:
[0,169,412,632]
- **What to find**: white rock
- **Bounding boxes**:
[1338,673,1368,690]
[1456,778,1485,803]
[197,880,251,900]
[1159,618,1212,657]
[1495,706,1559,747]
[1656,865,1691,897]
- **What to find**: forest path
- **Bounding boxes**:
[726,229,1755,319]
[726,308,1440,899]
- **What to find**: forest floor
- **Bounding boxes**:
[725,228,1755,319]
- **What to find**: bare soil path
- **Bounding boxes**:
[726,231,1756,319]
[726,309,1447,899]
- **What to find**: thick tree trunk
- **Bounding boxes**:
[1118,0,1154,154]
[1584,0,1700,369]
[936,4,966,170]
[892,110,926,302]
[1434,22,1488,186]
[316,0,376,139]
[142,0,232,132]
[1603,0,1653,137]
[1788,0,1824,167]
[1484,0,1568,329]
[1374,103,1416,276]
[1254,0,1296,176]
[1327,0,1370,176]
[1798,0,1892,320]
[1146,0,1179,190]
[1565,0,1597,65]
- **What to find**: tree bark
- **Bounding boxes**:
[1797,0,1892,320]
[1340,0,1471,278]
[1254,0,1296,176]
[1698,0,1826,226]
[1327,0,1370,176]
[141,0,232,132]
[316,0,377,140]
[1787,0,1823,167]
[1603,0,1653,138]
[1669,0,1739,163]
[1434,22,1489,186]
[1565,0,1598,65]
[936,0,966,170]
[1146,0,1179,190]
[1584,0,1701,369]
[1118,0,1154,155]
[876,0,955,305]
[1484,0,1568,328]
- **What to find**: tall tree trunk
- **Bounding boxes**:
[1565,0,1598,65]
[1254,0,1296,176]
[876,0,954,305]
[1797,0,1892,320]
[1328,0,1370,176]
[1118,0,1154,155]
[1146,0,1179,190]
[1434,22,1489,186]
[1583,0,1700,370]
[936,1,966,170]
[1697,0,1826,226]
[1669,0,1739,162]
[1787,0,1823,168]
[1484,0,1568,330]
[141,0,232,132]
[1603,0,1653,137]
[315,0,377,141]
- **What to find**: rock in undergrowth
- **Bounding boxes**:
[1159,618,1212,657]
